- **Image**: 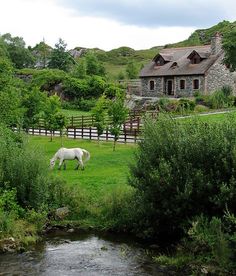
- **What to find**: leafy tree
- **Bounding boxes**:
[91,94,108,142]
[222,30,236,71]
[48,38,73,71]
[0,57,24,127]
[126,60,139,79]
[22,87,47,129]
[87,75,106,98]
[43,95,65,141]
[85,52,105,76]
[1,33,35,69]
[108,92,128,151]
[71,59,87,78]
[32,40,51,68]
[129,115,236,241]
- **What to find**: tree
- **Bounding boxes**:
[22,87,47,129]
[0,57,24,127]
[91,94,108,143]
[129,115,236,241]
[32,40,51,68]
[43,95,66,141]
[108,93,128,151]
[1,33,35,69]
[126,60,139,79]
[85,52,105,76]
[222,30,236,71]
[48,38,73,71]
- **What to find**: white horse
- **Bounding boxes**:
[50,147,90,170]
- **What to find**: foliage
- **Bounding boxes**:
[125,60,139,79]
[22,87,47,129]
[92,94,108,140]
[186,215,235,270]
[222,29,236,71]
[129,114,236,240]
[31,40,52,69]
[108,93,129,151]
[30,68,66,92]
[207,87,234,109]
[84,52,106,76]
[43,95,67,141]
[1,33,35,69]
[48,38,73,71]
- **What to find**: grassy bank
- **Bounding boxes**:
[29,136,136,229]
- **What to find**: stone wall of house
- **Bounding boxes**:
[141,75,205,97]
[206,55,235,93]
[175,76,205,97]
[140,77,164,97]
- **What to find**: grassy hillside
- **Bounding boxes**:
[74,20,236,80]
[165,20,236,48]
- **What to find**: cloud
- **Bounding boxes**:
[57,0,236,28]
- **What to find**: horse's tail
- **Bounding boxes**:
[82,149,90,163]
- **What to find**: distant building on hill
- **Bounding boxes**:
[139,33,235,97]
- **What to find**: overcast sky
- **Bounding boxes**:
[0,0,235,50]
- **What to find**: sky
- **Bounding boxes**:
[0,0,235,51]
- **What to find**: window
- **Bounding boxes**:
[180,79,185,90]
[193,79,199,90]
[149,80,155,91]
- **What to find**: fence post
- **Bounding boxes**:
[89,127,92,140]
[82,116,84,138]
[106,128,108,141]
[74,128,76,139]
[71,116,74,127]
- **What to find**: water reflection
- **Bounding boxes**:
[0,231,171,275]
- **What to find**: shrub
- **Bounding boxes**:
[194,104,210,113]
[129,114,236,241]
[187,215,236,270]
[177,98,196,114]
[208,88,234,109]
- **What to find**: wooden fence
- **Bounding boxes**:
[30,110,158,143]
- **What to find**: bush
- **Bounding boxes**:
[177,98,196,114]
[207,88,234,109]
[0,126,74,211]
[194,104,210,113]
[187,215,236,270]
[129,114,236,241]
[157,98,179,112]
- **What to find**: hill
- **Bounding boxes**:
[75,20,236,80]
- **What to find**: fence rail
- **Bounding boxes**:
[28,126,141,143]
[30,110,158,143]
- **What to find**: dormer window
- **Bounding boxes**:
[187,50,206,65]
[153,54,172,66]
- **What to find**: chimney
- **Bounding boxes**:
[211,32,222,55]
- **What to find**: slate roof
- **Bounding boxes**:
[140,45,222,77]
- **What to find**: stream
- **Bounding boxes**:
[0,230,178,275]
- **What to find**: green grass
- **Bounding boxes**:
[177,110,236,123]
[61,109,91,117]
[28,136,136,227]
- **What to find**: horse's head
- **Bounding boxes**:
[49,158,56,169]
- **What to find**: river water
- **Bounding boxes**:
[0,231,176,276]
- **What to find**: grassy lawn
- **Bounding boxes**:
[61,109,91,117]
[176,110,236,123]
[29,136,136,201]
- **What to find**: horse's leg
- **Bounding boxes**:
[58,159,63,170]
[79,157,84,170]
[63,161,66,170]
[75,159,80,170]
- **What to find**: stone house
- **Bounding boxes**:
[139,33,235,97]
